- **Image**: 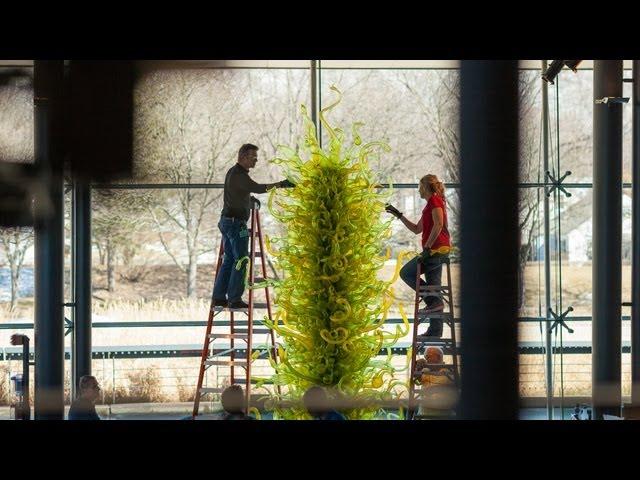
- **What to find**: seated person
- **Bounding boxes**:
[68,375,101,420]
[415,347,457,415]
[220,384,253,420]
[302,386,346,420]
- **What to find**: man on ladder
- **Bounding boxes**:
[213,143,294,309]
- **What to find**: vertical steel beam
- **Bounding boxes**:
[541,60,554,419]
[592,60,623,419]
[631,60,640,405]
[459,61,520,419]
[72,180,92,393]
[34,60,65,420]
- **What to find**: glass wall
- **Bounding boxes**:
[1,60,635,418]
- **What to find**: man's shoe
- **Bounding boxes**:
[419,302,445,315]
[420,319,443,337]
[213,298,228,307]
[228,300,249,309]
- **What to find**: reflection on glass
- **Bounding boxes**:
[0,67,34,164]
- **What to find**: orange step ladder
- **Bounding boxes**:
[192,201,278,418]
[407,257,460,419]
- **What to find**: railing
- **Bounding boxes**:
[1,316,634,408]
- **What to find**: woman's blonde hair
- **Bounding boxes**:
[420,174,445,197]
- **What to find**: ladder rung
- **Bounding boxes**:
[418,285,450,292]
[205,360,248,367]
[234,328,271,335]
[208,333,249,340]
[251,302,268,309]
[419,292,446,299]
[417,311,453,320]
[415,336,455,345]
[251,277,265,283]
[210,304,270,313]
[236,378,275,385]
[199,387,224,395]
[224,302,269,312]
[253,252,263,258]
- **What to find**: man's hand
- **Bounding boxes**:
[385,203,403,219]
[250,196,261,210]
[278,179,296,188]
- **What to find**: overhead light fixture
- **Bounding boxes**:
[542,60,583,84]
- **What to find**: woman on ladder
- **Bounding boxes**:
[386,174,451,337]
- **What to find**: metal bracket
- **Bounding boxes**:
[64,317,74,337]
[595,97,630,105]
[546,170,572,198]
[548,306,574,334]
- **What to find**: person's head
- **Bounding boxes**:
[302,386,330,417]
[221,384,245,414]
[425,346,444,364]
[237,143,259,170]
[78,375,101,402]
[418,174,445,200]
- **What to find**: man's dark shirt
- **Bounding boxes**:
[68,397,100,420]
[221,164,269,222]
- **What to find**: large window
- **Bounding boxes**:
[1,61,635,418]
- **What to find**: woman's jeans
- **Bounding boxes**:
[399,251,449,307]
[212,217,249,303]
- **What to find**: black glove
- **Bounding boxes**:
[278,179,296,188]
[385,203,403,219]
[250,196,261,210]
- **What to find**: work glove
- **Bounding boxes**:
[278,179,296,188]
[385,203,403,219]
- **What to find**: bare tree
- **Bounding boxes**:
[92,189,151,292]
[0,228,33,310]
[134,70,243,297]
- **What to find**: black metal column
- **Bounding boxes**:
[72,180,92,394]
[541,60,554,419]
[592,60,623,419]
[631,60,640,406]
[459,61,520,419]
[34,60,65,420]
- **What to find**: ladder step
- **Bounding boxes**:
[236,378,275,385]
[415,336,456,345]
[234,327,271,335]
[208,333,249,340]
[199,387,225,395]
[205,360,249,367]
[222,302,269,312]
[417,311,453,320]
[418,285,450,293]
